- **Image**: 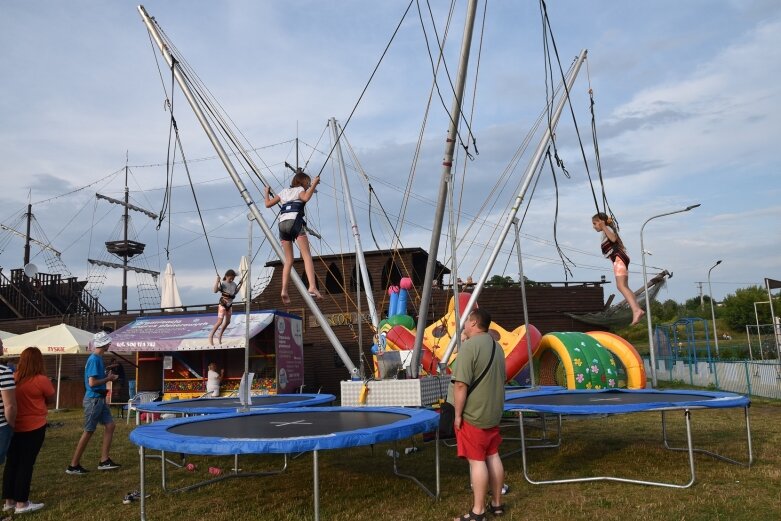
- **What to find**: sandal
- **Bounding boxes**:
[487,504,506,516]
[454,511,485,521]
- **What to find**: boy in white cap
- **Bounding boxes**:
[66,331,120,474]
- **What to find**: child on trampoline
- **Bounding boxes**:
[205,362,223,397]
[592,212,645,326]
[208,269,239,345]
[264,169,322,305]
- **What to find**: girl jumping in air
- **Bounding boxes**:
[592,212,645,326]
[208,269,239,345]
[264,170,322,305]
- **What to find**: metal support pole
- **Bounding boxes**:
[243,213,253,409]
[437,49,589,368]
[412,0,479,377]
[512,218,535,387]
[329,117,379,331]
[765,279,780,363]
[708,260,722,358]
[640,204,701,387]
[138,6,358,378]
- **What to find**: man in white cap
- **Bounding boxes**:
[66,331,120,474]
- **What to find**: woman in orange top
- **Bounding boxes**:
[2,347,55,515]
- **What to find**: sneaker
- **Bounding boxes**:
[66,464,89,475]
[2,504,15,512]
[122,491,139,505]
[15,502,44,514]
[98,458,120,470]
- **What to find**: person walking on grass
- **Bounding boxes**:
[448,308,507,521]
[3,347,55,514]
[66,331,120,475]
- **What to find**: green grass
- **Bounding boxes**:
[7,400,781,521]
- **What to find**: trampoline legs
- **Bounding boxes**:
[313,450,320,521]
[502,413,561,458]
[139,446,147,521]
[391,431,440,499]
[661,406,754,467]
[517,410,697,488]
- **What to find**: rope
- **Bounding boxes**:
[314,0,416,179]
[545,148,575,279]
[540,0,608,218]
[417,0,478,160]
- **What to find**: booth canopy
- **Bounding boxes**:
[109,311,278,353]
[3,324,92,355]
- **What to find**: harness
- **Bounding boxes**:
[601,235,630,267]
[280,200,306,226]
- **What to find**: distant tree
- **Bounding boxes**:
[651,298,680,322]
[523,276,551,287]
[487,275,515,287]
[720,286,778,331]
[681,295,711,319]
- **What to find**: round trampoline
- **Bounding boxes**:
[130,406,440,520]
[504,388,749,415]
[136,393,335,415]
[130,406,438,453]
[502,387,753,489]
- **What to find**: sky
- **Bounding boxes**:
[0,0,779,314]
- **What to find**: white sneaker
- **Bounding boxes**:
[2,504,15,512]
[15,502,44,514]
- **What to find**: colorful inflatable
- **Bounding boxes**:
[372,280,645,390]
[535,331,646,390]
[379,291,543,383]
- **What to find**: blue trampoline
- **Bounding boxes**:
[503,388,752,488]
[130,406,440,521]
[136,393,335,416]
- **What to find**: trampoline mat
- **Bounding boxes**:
[169,410,411,439]
[506,391,721,406]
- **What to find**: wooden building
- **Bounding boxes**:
[0,247,607,402]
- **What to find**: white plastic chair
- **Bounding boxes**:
[126,391,160,424]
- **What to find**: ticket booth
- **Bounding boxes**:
[110,311,304,400]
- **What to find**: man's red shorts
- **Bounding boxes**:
[455,420,502,461]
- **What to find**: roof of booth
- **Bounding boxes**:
[108,310,300,353]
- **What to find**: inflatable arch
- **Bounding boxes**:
[535,331,646,390]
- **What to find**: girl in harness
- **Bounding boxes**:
[264,170,322,305]
[208,269,240,345]
[592,212,645,326]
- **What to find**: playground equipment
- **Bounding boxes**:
[535,331,646,390]
[373,280,646,389]
[654,317,716,366]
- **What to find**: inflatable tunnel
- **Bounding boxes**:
[535,331,646,390]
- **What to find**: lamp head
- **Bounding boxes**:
[685,203,701,211]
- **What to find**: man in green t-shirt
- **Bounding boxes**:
[449,308,506,521]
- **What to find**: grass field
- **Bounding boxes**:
[4,396,780,521]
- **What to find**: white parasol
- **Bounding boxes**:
[160,262,183,311]
[239,255,250,301]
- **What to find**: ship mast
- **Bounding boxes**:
[88,162,159,313]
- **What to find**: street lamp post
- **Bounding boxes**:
[641,204,700,387]
[708,260,723,358]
